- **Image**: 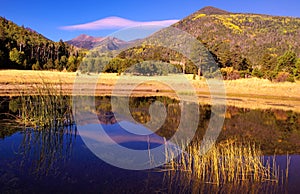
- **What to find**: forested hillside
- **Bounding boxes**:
[105,7,300,81]
[174,6,300,81]
[0,17,84,71]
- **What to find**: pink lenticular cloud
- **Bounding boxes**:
[60,16,179,30]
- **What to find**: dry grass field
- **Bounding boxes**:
[0,70,299,112]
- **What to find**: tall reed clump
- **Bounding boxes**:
[162,139,289,193]
[16,79,74,129]
[8,78,77,176]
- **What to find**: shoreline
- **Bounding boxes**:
[0,70,299,112]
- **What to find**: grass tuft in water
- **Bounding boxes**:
[10,79,74,129]
[161,139,289,193]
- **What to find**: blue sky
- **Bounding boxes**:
[0,0,299,41]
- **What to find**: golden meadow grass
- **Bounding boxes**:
[0,70,299,97]
[1,70,299,112]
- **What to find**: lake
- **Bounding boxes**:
[0,96,299,193]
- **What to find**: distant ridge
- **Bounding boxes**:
[71,34,105,42]
[66,34,105,49]
[67,34,134,50]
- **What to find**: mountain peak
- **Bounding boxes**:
[197,6,230,15]
[71,34,101,42]
[67,35,132,50]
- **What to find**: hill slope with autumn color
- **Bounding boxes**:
[109,6,300,81]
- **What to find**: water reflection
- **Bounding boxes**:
[162,174,284,194]
[93,96,300,155]
[0,97,21,139]
[0,96,299,193]
[6,95,297,155]
[219,107,300,155]
[18,125,77,177]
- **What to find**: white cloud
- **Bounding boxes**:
[60,16,179,30]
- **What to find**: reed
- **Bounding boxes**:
[10,78,77,176]
[13,78,74,129]
[161,139,289,192]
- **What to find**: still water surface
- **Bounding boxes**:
[0,96,299,193]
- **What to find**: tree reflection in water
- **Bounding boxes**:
[1,95,298,193]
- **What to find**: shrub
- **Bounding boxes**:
[220,67,241,80]
[252,68,264,78]
[239,70,251,78]
[274,72,295,82]
[264,70,277,81]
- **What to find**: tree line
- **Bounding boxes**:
[0,17,84,71]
